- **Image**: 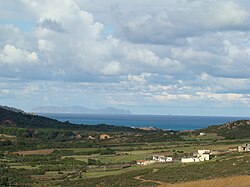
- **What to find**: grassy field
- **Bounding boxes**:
[61,137,245,165]
[15,149,54,155]
[64,153,150,163]
[64,147,101,153]
[142,154,250,183]
[10,165,41,169]
[181,133,224,141]
[85,166,139,178]
[58,153,250,187]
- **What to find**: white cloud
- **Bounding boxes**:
[0,0,250,115]
[0,44,38,64]
[114,0,250,44]
[208,1,248,28]
[38,39,55,51]
[102,60,121,75]
[127,73,151,83]
[0,89,10,95]
[153,93,192,101]
[122,46,184,75]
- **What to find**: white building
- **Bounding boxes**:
[137,160,155,166]
[181,157,200,163]
[198,150,211,155]
[198,154,210,161]
[238,144,250,152]
[199,132,206,136]
[153,155,173,162]
[181,150,210,163]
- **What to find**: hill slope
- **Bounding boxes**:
[0,105,137,132]
[198,119,250,139]
[0,105,180,144]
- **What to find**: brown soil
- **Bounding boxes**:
[15,149,54,155]
[0,134,16,141]
[0,134,16,139]
[158,175,250,187]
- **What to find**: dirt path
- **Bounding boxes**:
[134,169,165,185]
[134,175,164,186]
[152,169,159,173]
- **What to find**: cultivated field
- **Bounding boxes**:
[15,149,54,155]
[159,175,250,187]
[1,133,250,186]
[0,133,16,141]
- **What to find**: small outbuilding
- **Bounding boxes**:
[181,157,200,163]
[100,134,112,140]
[238,144,250,152]
[87,136,95,140]
[198,150,211,155]
[153,155,173,162]
[199,132,206,136]
[136,160,154,166]
[181,149,210,163]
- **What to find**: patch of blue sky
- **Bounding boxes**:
[245,40,250,47]
[0,20,34,32]
[102,26,114,37]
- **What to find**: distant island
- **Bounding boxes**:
[32,106,131,115]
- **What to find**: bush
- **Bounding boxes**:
[100,148,115,155]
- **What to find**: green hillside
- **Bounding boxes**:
[197,120,250,139]
[0,106,143,132]
[0,106,180,148]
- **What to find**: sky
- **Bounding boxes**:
[0,0,250,116]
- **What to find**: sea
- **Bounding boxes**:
[40,113,249,131]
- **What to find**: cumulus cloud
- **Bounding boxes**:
[38,39,55,51]
[127,73,151,83]
[0,0,250,115]
[102,60,121,75]
[0,44,38,64]
[114,0,250,44]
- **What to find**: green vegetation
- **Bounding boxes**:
[0,107,152,133]
[142,154,250,183]
[197,120,250,139]
[0,106,250,186]
[0,106,182,153]
[61,168,157,187]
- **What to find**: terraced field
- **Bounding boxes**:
[15,149,54,155]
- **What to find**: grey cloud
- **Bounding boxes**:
[0,0,250,114]
[38,19,66,33]
[0,1,33,20]
[113,1,250,44]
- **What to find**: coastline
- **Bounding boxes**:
[39,113,249,131]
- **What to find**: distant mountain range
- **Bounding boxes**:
[32,106,131,115]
